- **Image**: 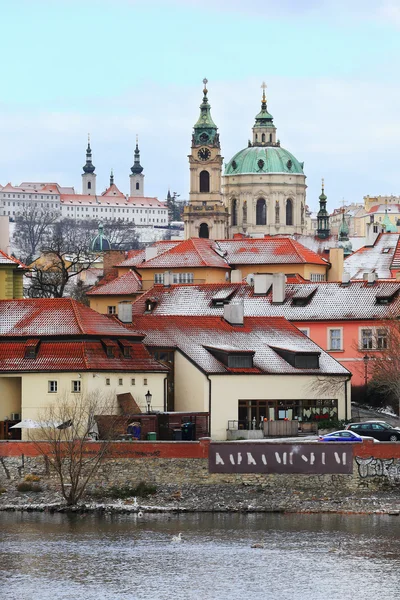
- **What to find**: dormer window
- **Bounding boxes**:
[204,345,255,369]
[271,346,320,369]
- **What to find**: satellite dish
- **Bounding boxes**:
[246,274,254,286]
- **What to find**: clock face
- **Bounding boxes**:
[198,147,211,161]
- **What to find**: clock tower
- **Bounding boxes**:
[184,79,228,240]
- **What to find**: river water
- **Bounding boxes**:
[1,512,399,600]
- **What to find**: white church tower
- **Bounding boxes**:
[82,134,96,195]
[129,135,144,197]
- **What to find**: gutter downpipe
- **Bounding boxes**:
[163,376,168,412]
[344,376,351,422]
[207,375,212,437]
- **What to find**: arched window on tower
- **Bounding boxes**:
[136,182,140,190]
[199,170,210,193]
[269,134,272,142]
[286,198,293,226]
[255,134,258,141]
[88,181,91,190]
[256,198,266,225]
[261,133,265,143]
[231,199,237,226]
[199,222,209,238]
[243,201,247,225]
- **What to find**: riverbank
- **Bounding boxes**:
[1,484,400,515]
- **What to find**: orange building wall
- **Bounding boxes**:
[292,320,378,387]
[236,263,328,281]
[136,267,230,290]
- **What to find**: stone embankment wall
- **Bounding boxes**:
[1,439,400,497]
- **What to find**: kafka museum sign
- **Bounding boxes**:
[209,443,353,474]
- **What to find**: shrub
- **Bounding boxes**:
[89,481,156,500]
[17,482,43,493]
[24,474,41,482]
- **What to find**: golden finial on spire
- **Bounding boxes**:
[261,81,267,103]
[322,177,324,191]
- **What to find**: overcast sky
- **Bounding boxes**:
[1,0,399,211]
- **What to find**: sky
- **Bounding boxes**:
[1,0,400,211]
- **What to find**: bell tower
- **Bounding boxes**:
[183,79,228,240]
[82,134,96,195]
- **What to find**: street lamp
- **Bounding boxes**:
[363,355,370,388]
[145,390,152,414]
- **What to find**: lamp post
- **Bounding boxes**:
[363,354,369,390]
[145,390,152,414]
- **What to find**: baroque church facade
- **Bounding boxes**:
[184,81,308,240]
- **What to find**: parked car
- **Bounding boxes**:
[319,430,364,442]
[346,422,400,441]
[362,420,400,430]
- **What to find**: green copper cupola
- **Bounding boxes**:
[192,78,219,147]
[252,82,277,147]
[316,178,330,239]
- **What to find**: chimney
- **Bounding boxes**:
[365,222,378,247]
[0,216,10,254]
[223,302,244,326]
[342,271,351,285]
[145,246,157,262]
[163,271,173,287]
[253,273,273,295]
[118,301,132,323]
[367,272,377,285]
[272,273,286,304]
[230,269,242,284]
[328,247,344,282]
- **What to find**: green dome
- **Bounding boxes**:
[225,146,304,176]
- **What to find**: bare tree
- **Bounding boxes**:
[78,218,140,250]
[13,205,59,263]
[27,219,98,298]
[32,393,118,506]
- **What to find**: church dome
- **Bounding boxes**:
[90,223,111,252]
[225,145,304,176]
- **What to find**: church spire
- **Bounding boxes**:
[192,78,219,147]
[252,82,277,147]
[131,134,144,175]
[316,178,330,239]
[110,168,114,186]
[83,133,95,174]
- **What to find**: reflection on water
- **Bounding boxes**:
[1,512,400,600]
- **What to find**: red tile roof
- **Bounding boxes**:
[0,340,168,373]
[87,270,142,296]
[116,242,181,268]
[217,238,328,266]
[131,315,348,375]
[0,250,27,269]
[137,238,230,270]
[0,298,143,337]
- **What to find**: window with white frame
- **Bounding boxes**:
[360,327,388,350]
[105,378,110,386]
[173,272,194,284]
[48,380,58,393]
[310,273,326,282]
[328,328,342,350]
[154,274,164,284]
[298,328,310,337]
[361,328,373,350]
[71,380,81,393]
[107,306,116,314]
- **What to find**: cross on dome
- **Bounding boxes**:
[261,81,267,102]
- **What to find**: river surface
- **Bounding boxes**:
[1,512,399,600]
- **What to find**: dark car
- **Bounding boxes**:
[346,421,400,441]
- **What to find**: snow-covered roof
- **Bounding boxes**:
[133,315,349,376]
[87,270,142,296]
[132,281,400,321]
[344,233,400,279]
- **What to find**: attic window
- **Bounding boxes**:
[118,340,131,358]
[271,346,320,369]
[375,284,400,304]
[291,286,317,306]
[145,298,157,312]
[24,338,40,359]
[211,287,237,306]
[382,248,392,254]
[101,339,115,358]
[204,345,255,369]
